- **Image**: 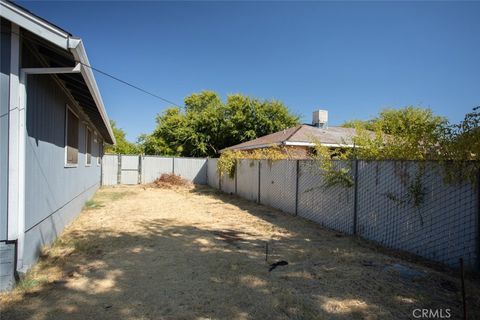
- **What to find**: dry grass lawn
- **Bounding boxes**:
[1,185,479,320]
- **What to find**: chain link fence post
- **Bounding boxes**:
[477,168,480,272]
[295,160,300,216]
[353,159,359,235]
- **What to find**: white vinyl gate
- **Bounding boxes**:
[120,155,140,184]
[102,155,207,186]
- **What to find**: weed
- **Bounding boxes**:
[84,199,103,210]
[16,273,48,292]
[407,173,426,208]
[98,191,133,201]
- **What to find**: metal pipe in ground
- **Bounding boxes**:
[265,242,269,262]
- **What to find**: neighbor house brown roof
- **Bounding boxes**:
[221,124,365,152]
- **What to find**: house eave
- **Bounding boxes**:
[220,141,355,153]
[220,143,282,153]
[0,0,116,145]
[284,141,355,148]
[68,38,116,144]
[0,0,70,49]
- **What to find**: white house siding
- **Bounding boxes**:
[23,71,103,269]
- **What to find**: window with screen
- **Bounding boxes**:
[65,107,79,166]
[86,127,92,165]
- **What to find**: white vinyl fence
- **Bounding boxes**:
[102,155,207,186]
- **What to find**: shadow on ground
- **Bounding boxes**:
[0,185,478,320]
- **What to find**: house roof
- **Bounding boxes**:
[221,124,366,152]
[0,0,115,144]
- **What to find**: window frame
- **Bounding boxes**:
[64,105,79,168]
[85,126,92,166]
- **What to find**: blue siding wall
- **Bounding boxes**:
[0,19,11,241]
[24,73,103,267]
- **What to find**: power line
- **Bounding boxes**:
[12,29,184,108]
[77,61,183,108]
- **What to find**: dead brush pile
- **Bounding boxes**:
[152,173,192,189]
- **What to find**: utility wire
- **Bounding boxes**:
[77,61,183,108]
[12,29,184,108]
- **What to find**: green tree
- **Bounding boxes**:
[440,106,479,161]
[139,91,299,157]
[319,107,479,189]
[341,119,375,131]
[104,120,139,154]
[343,107,448,160]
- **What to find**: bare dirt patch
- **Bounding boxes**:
[1,185,479,320]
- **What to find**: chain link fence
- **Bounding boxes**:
[259,160,297,214]
[297,160,355,234]
[356,161,478,269]
[236,159,260,202]
[207,158,479,270]
[102,156,478,270]
[220,172,236,195]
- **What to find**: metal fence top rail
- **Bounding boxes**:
[105,154,208,160]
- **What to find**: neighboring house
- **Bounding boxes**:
[0,1,115,291]
[221,110,364,158]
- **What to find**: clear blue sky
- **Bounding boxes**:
[19,1,480,141]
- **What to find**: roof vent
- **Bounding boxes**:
[312,110,328,128]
